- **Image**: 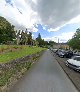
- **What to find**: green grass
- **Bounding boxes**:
[0,61,32,86]
[0,45,21,53]
[0,45,46,63]
[0,45,46,87]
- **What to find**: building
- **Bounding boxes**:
[53,43,69,49]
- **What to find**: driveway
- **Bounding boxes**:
[9,50,78,92]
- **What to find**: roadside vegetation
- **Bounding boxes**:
[0,16,55,47]
[0,16,54,63]
[0,45,45,88]
[0,16,48,89]
[0,45,46,63]
[68,28,80,50]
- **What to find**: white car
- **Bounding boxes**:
[66,56,80,71]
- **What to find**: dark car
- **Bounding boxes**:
[57,50,73,58]
[56,49,62,55]
[65,50,73,58]
[58,50,66,57]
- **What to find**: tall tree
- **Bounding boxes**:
[0,16,16,44]
[36,33,42,46]
[24,29,28,45]
[68,28,80,50]
[16,30,21,45]
[49,41,56,47]
[20,30,26,45]
[16,29,28,45]
[27,32,32,45]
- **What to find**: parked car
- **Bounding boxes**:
[73,51,80,56]
[49,47,53,51]
[66,56,80,71]
[58,50,66,57]
[52,49,58,53]
[57,49,73,58]
[65,50,73,58]
[56,49,62,55]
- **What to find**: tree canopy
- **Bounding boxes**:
[0,16,56,47]
[0,16,16,44]
[68,28,80,50]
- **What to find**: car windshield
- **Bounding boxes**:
[73,57,80,61]
[61,50,66,53]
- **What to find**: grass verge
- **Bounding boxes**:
[0,45,46,63]
[0,45,46,88]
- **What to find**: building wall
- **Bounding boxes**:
[53,44,69,49]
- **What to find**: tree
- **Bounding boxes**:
[20,30,26,45]
[27,32,32,45]
[24,29,28,45]
[16,29,28,45]
[36,33,43,46]
[35,40,39,46]
[68,28,80,50]
[0,16,16,44]
[48,41,56,47]
[16,30,21,45]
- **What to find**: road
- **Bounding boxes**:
[9,50,78,92]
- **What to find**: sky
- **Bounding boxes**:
[0,0,80,43]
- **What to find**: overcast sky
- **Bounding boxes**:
[0,0,80,42]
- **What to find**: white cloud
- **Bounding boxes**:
[0,0,40,30]
[43,26,46,30]
[42,25,48,30]
[0,0,80,32]
[47,14,80,32]
[32,0,37,4]
[48,27,60,32]
[32,27,38,32]
[68,15,80,24]
[43,32,75,43]
[32,34,34,37]
[43,37,52,41]
[47,23,68,32]
[27,26,38,32]
[34,24,38,28]
[57,32,75,43]
[37,0,80,29]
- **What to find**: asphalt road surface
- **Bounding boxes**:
[9,50,78,92]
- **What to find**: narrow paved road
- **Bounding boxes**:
[9,50,78,92]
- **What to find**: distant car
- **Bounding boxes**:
[58,50,73,58]
[65,50,73,58]
[49,47,53,51]
[58,50,66,57]
[73,51,80,56]
[52,49,58,53]
[56,49,62,55]
[66,56,80,71]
